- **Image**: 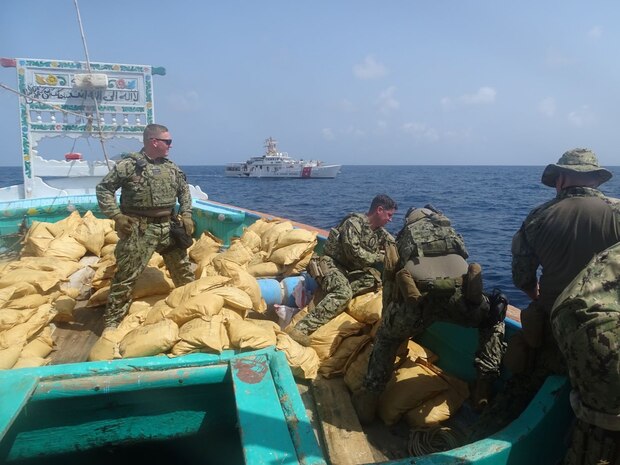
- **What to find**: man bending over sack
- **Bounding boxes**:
[286,194,397,346]
[352,205,508,424]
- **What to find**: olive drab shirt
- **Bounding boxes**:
[323,213,391,271]
[96,151,192,218]
[512,187,620,311]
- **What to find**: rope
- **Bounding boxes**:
[407,426,465,456]
[72,0,113,169]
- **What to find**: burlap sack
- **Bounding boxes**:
[52,294,77,322]
[282,248,315,277]
[171,314,225,355]
[404,388,470,427]
[377,358,449,426]
[274,229,317,249]
[276,332,320,380]
[46,210,82,237]
[245,218,278,237]
[90,255,116,289]
[215,261,266,313]
[346,290,383,325]
[21,221,55,257]
[318,334,372,378]
[4,256,82,279]
[166,292,225,326]
[403,359,469,427]
[212,241,254,268]
[119,319,179,358]
[269,242,316,266]
[0,304,56,349]
[165,275,230,308]
[247,260,284,278]
[101,229,120,246]
[117,307,152,332]
[0,307,38,331]
[44,234,87,261]
[208,286,253,313]
[189,231,223,264]
[0,343,24,369]
[12,356,50,369]
[0,269,63,294]
[5,294,50,310]
[20,326,55,359]
[239,229,262,253]
[72,210,106,256]
[226,319,277,350]
[88,327,125,361]
[87,266,175,307]
[261,221,294,254]
[310,312,366,360]
[407,339,439,364]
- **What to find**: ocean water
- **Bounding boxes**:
[3,164,620,310]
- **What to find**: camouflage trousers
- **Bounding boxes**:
[562,419,620,465]
[104,220,194,327]
[552,283,620,464]
[468,312,567,442]
[552,295,620,421]
[363,287,506,394]
[294,265,378,335]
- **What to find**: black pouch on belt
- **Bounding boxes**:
[169,215,193,250]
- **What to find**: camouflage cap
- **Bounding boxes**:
[541,148,612,187]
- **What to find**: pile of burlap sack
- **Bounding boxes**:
[0,210,469,428]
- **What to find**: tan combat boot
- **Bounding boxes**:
[465,263,484,305]
[284,326,312,347]
[352,388,380,425]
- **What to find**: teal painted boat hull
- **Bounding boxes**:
[0,195,572,464]
[0,348,325,465]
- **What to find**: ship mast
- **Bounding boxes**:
[264,137,278,155]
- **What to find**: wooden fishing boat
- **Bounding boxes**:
[0,55,573,465]
[0,193,572,465]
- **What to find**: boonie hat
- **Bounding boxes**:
[541,148,612,187]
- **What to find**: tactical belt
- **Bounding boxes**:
[142,216,171,224]
[123,207,173,222]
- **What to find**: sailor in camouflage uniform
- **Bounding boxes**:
[96,124,195,328]
[286,194,398,344]
[352,205,508,424]
[470,148,620,441]
[551,241,620,465]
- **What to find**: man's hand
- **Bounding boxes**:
[113,214,138,236]
[181,212,194,236]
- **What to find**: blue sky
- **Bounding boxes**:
[1,0,619,166]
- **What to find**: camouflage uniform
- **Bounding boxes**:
[470,149,620,442]
[295,213,390,335]
[363,207,506,394]
[96,150,194,327]
[551,242,620,465]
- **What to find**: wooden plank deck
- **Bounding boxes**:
[49,303,104,364]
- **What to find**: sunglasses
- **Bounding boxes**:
[151,138,173,146]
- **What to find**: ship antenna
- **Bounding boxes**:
[73,0,113,169]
